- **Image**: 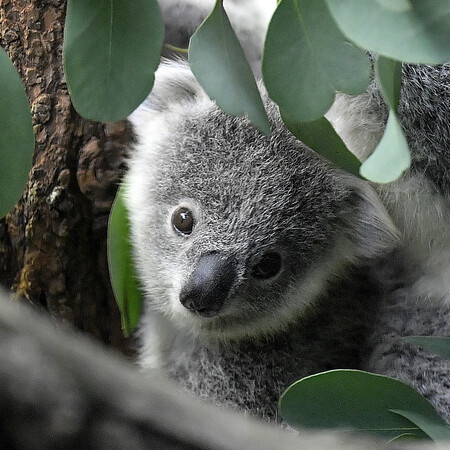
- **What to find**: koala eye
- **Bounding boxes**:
[172,207,194,235]
[251,252,282,280]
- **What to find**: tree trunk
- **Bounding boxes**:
[0,0,132,353]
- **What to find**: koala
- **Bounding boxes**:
[124,59,450,421]
[124,2,450,422]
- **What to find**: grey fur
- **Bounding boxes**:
[400,64,450,194]
[125,3,450,423]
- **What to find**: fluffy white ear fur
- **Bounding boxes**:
[326,89,387,162]
[340,175,400,261]
[128,60,210,132]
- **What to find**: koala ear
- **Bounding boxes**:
[341,176,400,260]
[128,60,210,130]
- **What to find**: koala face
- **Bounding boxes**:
[125,62,398,341]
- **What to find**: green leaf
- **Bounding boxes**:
[189,0,271,135]
[360,56,411,183]
[404,336,450,360]
[64,0,164,122]
[326,0,450,64]
[391,409,450,441]
[107,186,143,337]
[0,47,34,218]
[280,369,445,440]
[263,0,370,122]
[281,115,361,177]
[375,56,402,112]
[359,111,411,183]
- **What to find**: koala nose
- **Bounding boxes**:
[180,252,237,317]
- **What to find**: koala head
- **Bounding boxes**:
[125,61,399,342]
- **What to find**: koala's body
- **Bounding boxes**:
[125,3,450,422]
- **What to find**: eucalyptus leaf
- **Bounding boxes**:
[360,56,410,183]
[263,0,370,122]
[391,409,450,441]
[359,111,410,183]
[281,114,361,177]
[0,47,34,218]
[326,0,450,64]
[64,0,164,122]
[404,336,450,360]
[107,186,143,337]
[189,0,270,135]
[280,369,445,440]
[375,56,402,112]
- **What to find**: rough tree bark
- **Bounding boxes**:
[0,0,132,352]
